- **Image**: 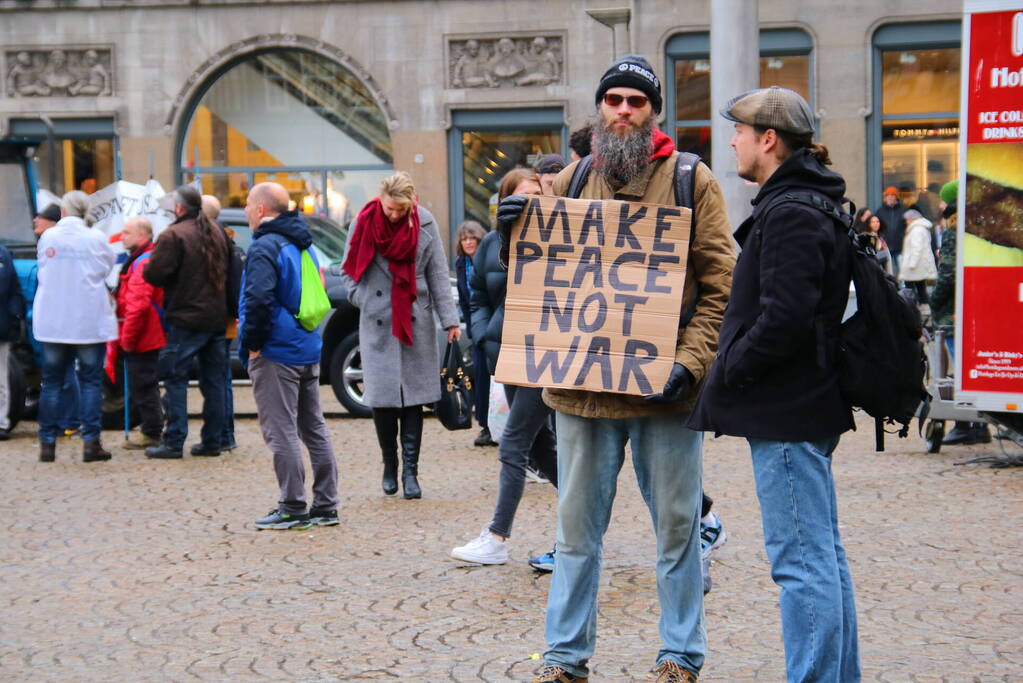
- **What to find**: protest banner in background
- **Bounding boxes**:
[495,195,690,396]
[88,179,175,239]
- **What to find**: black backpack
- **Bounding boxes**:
[763,191,930,450]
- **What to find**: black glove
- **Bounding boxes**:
[496,194,530,245]
[644,363,695,404]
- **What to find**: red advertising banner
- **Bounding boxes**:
[960,6,1023,403]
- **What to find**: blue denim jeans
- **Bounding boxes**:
[544,412,705,677]
[159,325,227,450]
[748,437,860,683]
[39,342,105,444]
[59,362,81,431]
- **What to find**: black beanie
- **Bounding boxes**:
[595,54,662,114]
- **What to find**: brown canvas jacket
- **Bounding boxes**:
[542,152,735,418]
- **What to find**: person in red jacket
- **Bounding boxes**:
[117,217,166,449]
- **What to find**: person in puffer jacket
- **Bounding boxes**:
[116,217,165,450]
[238,182,339,532]
[898,208,938,313]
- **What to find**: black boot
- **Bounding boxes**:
[373,408,400,495]
[83,439,112,463]
[943,421,975,445]
[970,422,992,444]
[400,405,423,500]
[39,442,56,462]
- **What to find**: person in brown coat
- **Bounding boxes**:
[142,185,232,459]
[501,55,735,683]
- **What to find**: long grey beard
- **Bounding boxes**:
[592,119,654,189]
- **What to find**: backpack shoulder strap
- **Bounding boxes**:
[673,152,701,210]
[566,155,593,199]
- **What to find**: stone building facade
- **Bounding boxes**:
[0,0,963,252]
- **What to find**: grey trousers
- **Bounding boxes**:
[249,355,339,514]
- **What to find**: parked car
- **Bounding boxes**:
[219,209,470,418]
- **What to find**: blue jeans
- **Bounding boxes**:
[60,362,81,431]
[748,437,860,683]
[39,342,105,443]
[221,338,236,449]
[544,412,705,677]
[159,325,227,450]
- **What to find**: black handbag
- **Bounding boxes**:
[435,341,474,431]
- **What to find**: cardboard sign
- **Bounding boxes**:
[495,195,690,395]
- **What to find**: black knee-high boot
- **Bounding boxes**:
[400,405,424,499]
[373,408,400,495]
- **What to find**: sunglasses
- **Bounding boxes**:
[603,93,649,108]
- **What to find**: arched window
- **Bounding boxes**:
[177,48,393,228]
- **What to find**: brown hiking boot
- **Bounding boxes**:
[532,665,588,682]
[654,660,698,683]
[83,439,112,463]
[125,431,160,450]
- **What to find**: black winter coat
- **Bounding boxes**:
[874,201,907,259]
[689,149,855,441]
[468,230,506,374]
[0,246,24,341]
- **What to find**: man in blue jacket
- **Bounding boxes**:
[239,182,339,531]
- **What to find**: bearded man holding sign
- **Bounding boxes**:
[499,55,735,683]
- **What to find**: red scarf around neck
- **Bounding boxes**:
[342,197,420,346]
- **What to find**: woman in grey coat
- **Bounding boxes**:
[340,172,460,499]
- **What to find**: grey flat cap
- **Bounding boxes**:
[721,86,815,136]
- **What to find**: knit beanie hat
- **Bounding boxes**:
[903,209,923,221]
[939,180,958,205]
[595,54,662,114]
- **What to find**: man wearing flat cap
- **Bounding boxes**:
[500,54,735,683]
[690,86,861,682]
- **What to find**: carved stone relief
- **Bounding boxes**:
[4,48,113,97]
[448,35,563,89]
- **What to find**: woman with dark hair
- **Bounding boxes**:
[454,220,494,447]
[450,167,559,570]
[864,214,894,275]
[340,171,460,500]
[143,184,233,459]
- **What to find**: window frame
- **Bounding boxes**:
[867,21,961,207]
[664,28,815,166]
[446,107,567,255]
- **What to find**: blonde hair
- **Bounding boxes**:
[379,171,416,206]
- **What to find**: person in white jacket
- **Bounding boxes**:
[898,208,937,314]
[34,190,118,463]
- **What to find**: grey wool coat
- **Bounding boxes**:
[339,206,459,409]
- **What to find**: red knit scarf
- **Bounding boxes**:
[342,197,420,346]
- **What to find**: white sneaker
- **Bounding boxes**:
[451,526,509,564]
[524,464,550,484]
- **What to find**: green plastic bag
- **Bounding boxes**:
[296,249,330,331]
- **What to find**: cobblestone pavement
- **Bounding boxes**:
[1,390,1021,682]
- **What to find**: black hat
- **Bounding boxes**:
[36,203,61,223]
[536,154,567,175]
[595,54,662,114]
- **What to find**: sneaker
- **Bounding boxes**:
[532,665,588,682]
[524,463,550,484]
[473,427,497,447]
[62,428,80,439]
[308,508,340,527]
[700,512,727,561]
[528,547,556,572]
[125,431,160,450]
[451,526,509,564]
[654,660,698,683]
[254,509,312,530]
